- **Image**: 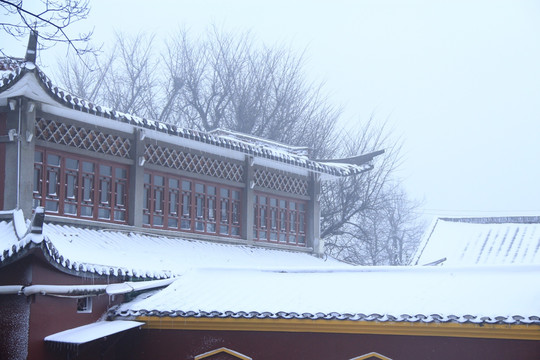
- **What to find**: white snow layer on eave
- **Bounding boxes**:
[117,265,540,319]
[44,320,143,344]
[12,209,28,238]
[415,220,540,266]
[253,156,309,176]
[218,132,309,154]
[41,104,135,134]
[0,72,58,107]
[42,223,347,278]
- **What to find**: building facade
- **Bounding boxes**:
[0,54,377,255]
[1,37,539,360]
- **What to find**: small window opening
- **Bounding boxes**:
[77,297,92,313]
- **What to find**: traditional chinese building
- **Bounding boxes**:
[1,35,539,360]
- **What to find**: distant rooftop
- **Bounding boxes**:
[412,216,540,266]
[113,264,540,326]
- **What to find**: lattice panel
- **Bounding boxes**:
[35,118,131,158]
[144,144,244,183]
[254,169,308,196]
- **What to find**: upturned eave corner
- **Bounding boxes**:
[316,149,385,166]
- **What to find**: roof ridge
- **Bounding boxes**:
[440,216,540,224]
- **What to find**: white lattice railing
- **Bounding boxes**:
[254,168,308,196]
[144,144,244,183]
[35,118,131,158]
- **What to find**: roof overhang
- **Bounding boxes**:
[45,320,143,352]
[316,150,385,166]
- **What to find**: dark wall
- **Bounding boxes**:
[3,253,538,360]
[27,257,124,360]
[0,253,123,360]
[0,295,30,360]
[0,257,32,360]
[116,328,540,360]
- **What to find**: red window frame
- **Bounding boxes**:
[253,192,306,246]
[33,147,128,223]
[143,170,241,237]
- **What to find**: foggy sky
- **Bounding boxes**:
[4,0,540,219]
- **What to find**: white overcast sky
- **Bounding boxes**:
[4,0,540,218]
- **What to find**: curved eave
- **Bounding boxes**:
[0,234,172,280]
[0,70,59,107]
[317,150,385,166]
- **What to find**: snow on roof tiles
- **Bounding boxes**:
[412,216,540,266]
[0,220,347,279]
[0,57,374,178]
[2,213,539,325]
[113,265,540,325]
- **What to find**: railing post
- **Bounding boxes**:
[242,155,254,242]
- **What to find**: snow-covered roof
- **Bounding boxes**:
[44,320,143,345]
[0,211,347,279]
[0,57,378,178]
[412,216,540,266]
[3,211,538,327]
[113,265,540,325]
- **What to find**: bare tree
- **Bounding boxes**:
[99,33,159,116]
[321,119,425,265]
[383,187,425,265]
[59,27,340,155]
[162,27,340,156]
[55,52,102,100]
[57,32,158,117]
[320,119,400,239]
[325,183,425,266]
[0,0,94,57]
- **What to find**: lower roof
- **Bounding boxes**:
[0,210,348,279]
[3,210,539,329]
[113,265,540,326]
[44,320,143,345]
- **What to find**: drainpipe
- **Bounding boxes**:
[0,285,23,295]
[0,278,176,297]
[16,98,21,209]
